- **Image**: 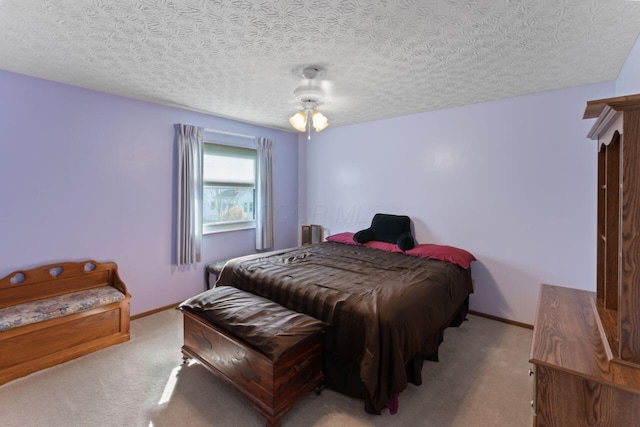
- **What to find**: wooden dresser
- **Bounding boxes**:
[530,94,640,427]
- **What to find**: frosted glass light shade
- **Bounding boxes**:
[289,110,307,132]
[312,110,328,131]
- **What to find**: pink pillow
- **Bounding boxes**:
[326,232,361,246]
[405,244,476,269]
[363,240,403,253]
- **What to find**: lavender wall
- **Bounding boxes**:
[300,82,613,324]
[616,34,640,96]
[0,70,298,315]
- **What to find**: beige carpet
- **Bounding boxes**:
[0,310,533,427]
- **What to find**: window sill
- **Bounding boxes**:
[204,221,256,235]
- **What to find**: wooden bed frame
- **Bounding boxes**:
[0,260,130,385]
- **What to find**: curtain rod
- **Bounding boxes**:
[204,128,256,140]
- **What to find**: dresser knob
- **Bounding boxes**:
[531,400,534,408]
[528,369,534,376]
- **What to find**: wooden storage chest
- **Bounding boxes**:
[179,286,325,427]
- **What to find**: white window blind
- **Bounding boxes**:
[203,143,257,233]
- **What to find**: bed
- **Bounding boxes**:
[210,240,474,414]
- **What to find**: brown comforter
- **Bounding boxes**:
[217,242,473,414]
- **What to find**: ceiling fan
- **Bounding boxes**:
[289,66,329,140]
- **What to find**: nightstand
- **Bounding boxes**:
[204,259,230,290]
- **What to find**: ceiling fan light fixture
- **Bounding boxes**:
[311,110,328,132]
[289,65,329,137]
[289,110,307,132]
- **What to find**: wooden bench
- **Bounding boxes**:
[0,260,131,385]
[178,286,325,427]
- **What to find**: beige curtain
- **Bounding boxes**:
[176,124,203,265]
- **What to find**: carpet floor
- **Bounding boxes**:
[0,310,533,426]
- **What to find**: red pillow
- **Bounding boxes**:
[325,233,402,253]
[405,244,476,269]
[363,240,403,253]
[325,232,361,246]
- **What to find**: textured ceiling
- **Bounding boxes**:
[0,0,639,131]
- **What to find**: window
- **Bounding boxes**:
[203,142,256,233]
